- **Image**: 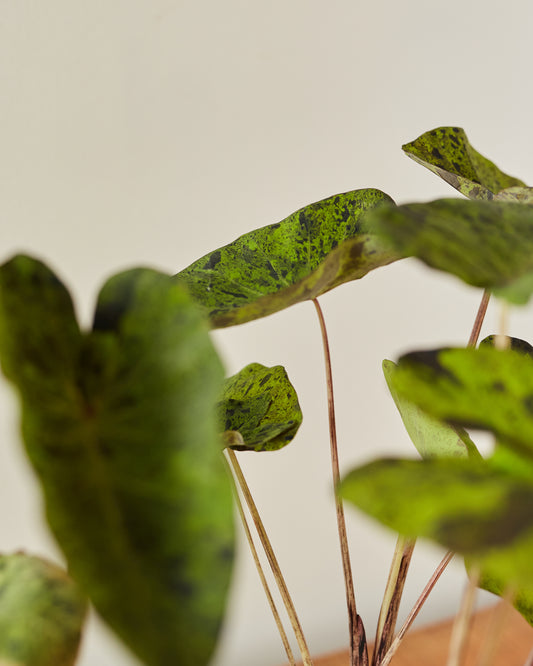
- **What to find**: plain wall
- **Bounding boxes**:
[2,2,533,664]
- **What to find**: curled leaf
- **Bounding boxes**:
[217,363,302,452]
[403,126,525,199]
[175,189,397,327]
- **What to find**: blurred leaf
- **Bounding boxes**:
[0,256,234,666]
[383,359,479,460]
[479,335,533,357]
[403,126,525,199]
[217,363,302,452]
[340,458,533,555]
[494,186,533,203]
[477,565,533,626]
[366,198,533,304]
[388,346,533,459]
[175,189,397,327]
[0,552,87,666]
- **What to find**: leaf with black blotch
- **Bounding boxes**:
[403,126,525,199]
[480,335,533,357]
[365,198,533,304]
[218,363,302,452]
[388,346,533,460]
[340,458,533,555]
[175,188,397,328]
[0,552,87,666]
[0,256,234,666]
[383,359,479,460]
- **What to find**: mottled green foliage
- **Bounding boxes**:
[217,363,302,452]
[0,256,234,666]
[340,458,533,555]
[403,126,525,199]
[480,334,533,357]
[388,346,533,456]
[382,360,478,460]
[366,198,533,304]
[494,186,533,203]
[175,189,397,327]
[0,552,87,666]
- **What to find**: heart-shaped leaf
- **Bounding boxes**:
[0,256,234,666]
[383,359,479,460]
[403,127,525,199]
[0,552,87,666]
[366,198,533,304]
[175,188,397,327]
[340,458,533,555]
[218,363,302,452]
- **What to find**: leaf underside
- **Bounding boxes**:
[175,188,397,327]
[403,126,526,199]
[0,256,234,666]
[382,359,478,460]
[365,198,533,304]
[218,363,302,452]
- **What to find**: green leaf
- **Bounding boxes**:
[366,198,533,304]
[0,552,87,666]
[217,363,302,452]
[175,189,397,327]
[479,335,533,357]
[0,256,234,666]
[340,458,533,555]
[403,127,525,199]
[388,346,533,459]
[382,359,479,460]
[477,566,533,626]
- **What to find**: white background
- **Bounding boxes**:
[2,2,533,665]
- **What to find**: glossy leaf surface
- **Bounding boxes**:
[366,198,533,304]
[403,126,525,199]
[0,256,234,666]
[383,359,478,460]
[0,552,87,666]
[340,458,533,555]
[175,189,397,327]
[217,363,302,452]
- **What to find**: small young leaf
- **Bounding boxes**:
[366,199,533,304]
[340,458,533,555]
[0,257,234,666]
[0,552,87,666]
[388,346,533,458]
[175,189,397,327]
[403,127,525,199]
[383,359,478,460]
[217,363,302,452]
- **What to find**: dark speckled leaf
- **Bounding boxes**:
[175,189,397,328]
[382,359,479,460]
[0,256,234,666]
[403,127,525,199]
[217,363,302,452]
[340,458,533,555]
[387,346,533,459]
[0,552,87,666]
[366,198,533,304]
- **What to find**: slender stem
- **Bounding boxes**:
[475,589,515,666]
[226,448,314,666]
[468,290,490,347]
[313,298,367,666]
[494,299,510,350]
[446,566,480,666]
[376,289,491,665]
[380,551,454,666]
[372,537,416,666]
[223,448,296,666]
